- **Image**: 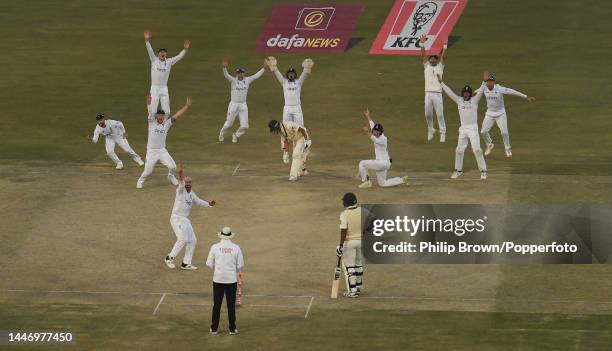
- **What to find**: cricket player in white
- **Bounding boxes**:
[439,72,488,179]
[87,113,144,169]
[336,193,363,298]
[268,119,311,181]
[218,58,265,143]
[475,73,536,157]
[165,165,216,270]
[358,109,408,188]
[137,95,192,189]
[420,34,447,142]
[144,30,189,116]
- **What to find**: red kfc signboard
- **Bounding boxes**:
[257,4,364,53]
[370,0,468,55]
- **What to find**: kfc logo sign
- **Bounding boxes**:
[370,0,468,55]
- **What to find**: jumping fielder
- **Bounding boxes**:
[137,95,192,189]
[419,34,447,142]
[265,57,314,163]
[165,164,216,270]
[336,193,363,298]
[218,58,265,143]
[268,119,311,181]
[475,73,536,157]
[438,72,488,179]
[358,109,408,188]
[144,30,189,115]
[87,113,144,169]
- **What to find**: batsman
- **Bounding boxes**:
[336,193,363,298]
[268,119,311,181]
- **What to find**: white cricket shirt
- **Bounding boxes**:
[273,69,308,106]
[91,119,125,143]
[474,84,528,117]
[206,239,244,284]
[424,62,444,93]
[224,68,264,103]
[441,82,485,127]
[146,41,187,87]
[171,182,210,218]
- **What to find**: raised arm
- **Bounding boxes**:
[192,192,214,208]
[272,68,285,85]
[419,34,428,64]
[144,31,156,62]
[247,67,265,82]
[222,58,234,82]
[265,56,285,85]
[471,72,488,104]
[499,85,535,102]
[439,75,460,104]
[169,40,189,66]
[363,108,375,129]
[170,96,193,122]
[440,40,448,65]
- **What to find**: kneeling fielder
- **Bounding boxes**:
[137,96,192,189]
[474,73,536,157]
[218,58,265,143]
[87,113,143,169]
[439,72,487,179]
[336,192,363,298]
[358,109,408,188]
[165,165,216,270]
[268,120,311,181]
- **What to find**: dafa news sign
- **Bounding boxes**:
[370,0,468,55]
[256,4,364,53]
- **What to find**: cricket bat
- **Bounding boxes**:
[330,256,343,299]
[237,272,243,306]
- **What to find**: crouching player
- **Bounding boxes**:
[268,120,311,181]
[87,113,144,169]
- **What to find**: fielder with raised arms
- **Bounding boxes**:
[165,164,216,270]
[87,113,144,169]
[268,119,311,181]
[136,95,192,189]
[358,109,408,188]
[144,30,189,116]
[439,72,488,179]
[419,34,448,142]
[218,58,265,143]
[336,192,363,298]
[474,73,536,157]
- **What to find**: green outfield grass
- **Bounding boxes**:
[1,0,611,350]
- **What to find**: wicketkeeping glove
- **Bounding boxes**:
[302,58,314,73]
[336,245,343,257]
[267,56,278,72]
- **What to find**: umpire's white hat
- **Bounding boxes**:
[217,226,236,239]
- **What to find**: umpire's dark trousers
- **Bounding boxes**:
[211,282,237,331]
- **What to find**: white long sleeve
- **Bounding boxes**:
[441,82,460,104]
[500,86,527,99]
[91,127,101,143]
[169,49,187,66]
[296,70,309,86]
[192,192,211,208]
[273,69,285,85]
[223,67,234,82]
[145,41,156,62]
[247,68,265,83]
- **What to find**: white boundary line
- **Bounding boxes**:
[152,293,166,316]
[304,296,315,319]
[231,163,241,176]
[491,328,611,334]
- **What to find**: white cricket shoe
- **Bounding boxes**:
[358,180,372,188]
[115,162,124,170]
[232,133,238,143]
[427,128,436,141]
[229,329,238,335]
[485,143,494,156]
[219,134,224,142]
[137,159,144,166]
[289,176,298,181]
[180,263,198,270]
[505,149,512,158]
[451,170,463,179]
[440,133,446,143]
[210,329,218,335]
[168,174,179,186]
[136,180,144,189]
[481,170,488,180]
[164,256,175,269]
[344,291,359,298]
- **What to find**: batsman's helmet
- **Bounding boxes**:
[461,85,473,96]
[486,73,495,81]
[372,123,384,134]
[268,119,281,133]
[95,113,105,120]
[342,192,358,207]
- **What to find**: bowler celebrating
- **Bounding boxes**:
[218,58,265,143]
[165,165,216,271]
[420,34,447,142]
[144,30,189,116]
[439,72,488,179]
[137,95,192,189]
[474,73,536,157]
[87,113,144,169]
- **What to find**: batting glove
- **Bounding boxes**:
[336,245,343,257]
[282,151,290,164]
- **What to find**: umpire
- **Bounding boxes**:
[206,226,244,335]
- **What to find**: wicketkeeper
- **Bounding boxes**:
[336,193,363,298]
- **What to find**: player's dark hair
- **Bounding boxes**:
[95,113,105,120]
[158,48,167,53]
[156,109,166,115]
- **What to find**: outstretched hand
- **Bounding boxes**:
[87,134,93,140]
[183,39,190,49]
[144,30,151,41]
[209,200,216,207]
[222,58,228,68]
[185,96,192,107]
[362,125,370,134]
[177,164,184,180]
[483,71,489,81]
[364,108,371,120]
[527,96,536,103]
[419,34,427,44]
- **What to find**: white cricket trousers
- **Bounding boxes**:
[290,138,310,178]
[343,239,363,293]
[359,159,404,187]
[481,111,511,151]
[150,85,170,115]
[219,101,249,139]
[425,92,446,135]
[138,148,177,183]
[169,215,197,265]
[105,137,142,165]
[455,125,487,171]
[283,105,304,126]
